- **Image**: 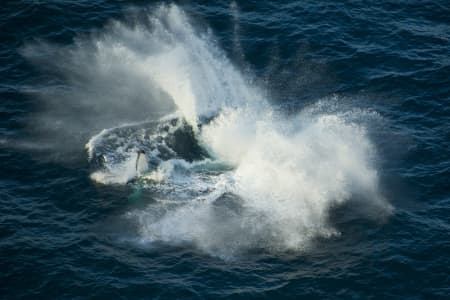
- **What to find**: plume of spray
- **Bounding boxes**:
[23,4,392,257]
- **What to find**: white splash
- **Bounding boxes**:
[90,153,141,185]
[31,4,393,257]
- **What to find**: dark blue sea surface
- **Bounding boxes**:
[1,1,449,299]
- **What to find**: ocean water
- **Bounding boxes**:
[1,1,449,299]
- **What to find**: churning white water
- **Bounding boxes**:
[31,4,393,257]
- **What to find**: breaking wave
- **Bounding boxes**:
[27,4,393,258]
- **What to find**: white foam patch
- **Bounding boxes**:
[128,104,392,258]
[90,152,146,185]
